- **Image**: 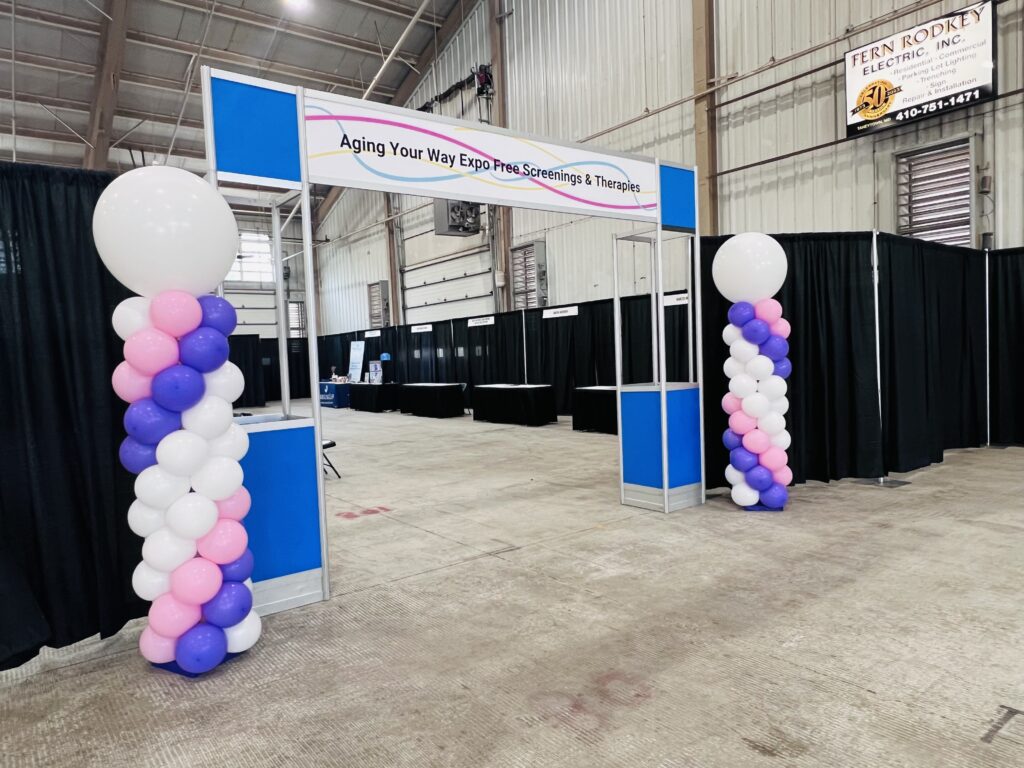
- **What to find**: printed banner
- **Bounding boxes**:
[304,92,658,222]
[543,306,578,319]
[467,316,495,327]
[845,1,995,137]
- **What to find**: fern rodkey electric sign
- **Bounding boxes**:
[845,1,995,137]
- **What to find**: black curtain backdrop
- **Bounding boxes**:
[877,234,987,472]
[0,163,145,670]
[700,233,883,486]
[229,334,266,408]
[990,248,1024,445]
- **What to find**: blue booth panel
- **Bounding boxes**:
[319,381,350,408]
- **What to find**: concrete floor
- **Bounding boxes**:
[2,402,1023,767]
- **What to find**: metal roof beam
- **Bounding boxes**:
[9,88,202,130]
[84,0,128,170]
[341,0,443,28]
[0,122,205,158]
[391,0,468,106]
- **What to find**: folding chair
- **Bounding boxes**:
[321,439,341,479]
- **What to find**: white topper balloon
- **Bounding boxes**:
[712,232,788,303]
[92,166,239,297]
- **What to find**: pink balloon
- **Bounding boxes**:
[216,486,251,521]
[721,392,742,415]
[139,625,177,663]
[770,318,791,339]
[728,410,757,435]
[773,465,793,486]
[150,290,203,338]
[754,298,783,324]
[148,593,201,638]
[760,446,789,472]
[124,328,179,376]
[197,519,248,565]
[111,360,152,402]
[170,557,224,605]
[742,428,771,454]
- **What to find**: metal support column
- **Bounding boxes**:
[271,202,292,415]
[612,236,625,505]
[871,229,884,462]
[692,167,706,504]
[985,248,991,446]
[521,309,528,384]
[655,161,670,513]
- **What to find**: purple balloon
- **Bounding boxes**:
[175,623,227,675]
[119,436,157,474]
[759,482,788,510]
[774,357,792,379]
[741,318,771,345]
[729,447,758,472]
[151,364,205,412]
[760,335,790,362]
[220,548,254,582]
[198,295,238,336]
[202,581,253,628]
[123,398,181,445]
[179,327,229,373]
[745,465,773,492]
[727,301,755,327]
[722,429,743,451]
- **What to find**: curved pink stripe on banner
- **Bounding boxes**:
[306,113,657,212]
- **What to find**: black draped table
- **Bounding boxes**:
[349,382,400,413]
[573,386,618,434]
[472,384,557,427]
[398,383,465,418]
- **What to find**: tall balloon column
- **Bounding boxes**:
[711,233,793,511]
[94,166,262,675]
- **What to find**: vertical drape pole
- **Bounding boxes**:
[871,229,883,480]
[613,235,625,505]
[692,168,706,505]
[985,248,991,446]
[200,66,225,299]
[687,238,694,382]
[521,309,528,384]
[296,86,330,601]
[271,203,291,415]
[656,162,670,513]
[649,241,659,384]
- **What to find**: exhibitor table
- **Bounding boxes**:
[472,384,557,427]
[573,386,618,434]
[349,382,400,413]
[398,383,465,418]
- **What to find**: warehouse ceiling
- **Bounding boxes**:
[0,0,464,175]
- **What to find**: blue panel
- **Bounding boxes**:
[621,388,703,489]
[319,382,350,408]
[659,165,696,232]
[211,77,301,183]
[240,426,321,581]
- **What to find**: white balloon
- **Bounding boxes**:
[224,609,262,653]
[111,297,151,340]
[132,561,170,601]
[729,338,759,364]
[759,375,788,401]
[142,527,197,572]
[731,481,760,507]
[745,355,775,381]
[135,465,190,510]
[711,232,788,303]
[772,429,792,450]
[92,166,239,297]
[203,362,245,403]
[741,392,771,418]
[721,324,742,346]
[723,357,745,379]
[207,423,249,461]
[156,430,210,477]
[191,456,244,501]
[728,373,757,399]
[127,500,165,538]
[758,411,786,436]
[724,464,743,486]
[182,395,233,440]
[772,396,790,415]
[165,492,219,539]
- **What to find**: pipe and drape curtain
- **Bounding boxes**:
[0,163,146,670]
[988,247,1024,446]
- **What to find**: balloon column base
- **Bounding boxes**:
[150,651,243,678]
[744,503,784,513]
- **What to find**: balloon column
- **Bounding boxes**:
[94,166,262,675]
[711,233,792,511]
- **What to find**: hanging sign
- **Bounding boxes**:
[303,92,659,223]
[468,316,495,327]
[411,324,432,333]
[844,1,995,137]
[664,292,689,307]
[543,306,578,319]
[364,329,381,338]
